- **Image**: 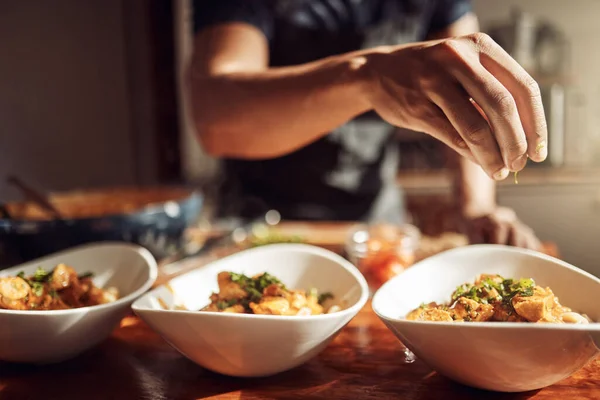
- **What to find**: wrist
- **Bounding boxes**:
[349,46,394,108]
[458,202,497,218]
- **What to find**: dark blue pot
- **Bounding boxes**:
[0,191,203,268]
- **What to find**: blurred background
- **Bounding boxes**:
[1,0,599,273]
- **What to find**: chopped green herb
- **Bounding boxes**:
[451,274,535,314]
[317,292,334,305]
[256,272,284,292]
[229,272,285,306]
[31,282,44,297]
[309,287,318,298]
[78,272,94,280]
[216,299,238,310]
[32,267,53,283]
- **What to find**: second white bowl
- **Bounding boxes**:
[132,243,369,377]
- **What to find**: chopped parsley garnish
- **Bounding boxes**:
[229,272,285,305]
[451,275,535,310]
[317,292,334,305]
[78,272,94,280]
[216,299,238,310]
[32,267,53,283]
[31,282,44,297]
[15,267,55,297]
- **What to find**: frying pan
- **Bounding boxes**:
[0,186,203,268]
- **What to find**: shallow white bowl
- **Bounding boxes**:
[372,244,600,393]
[0,242,157,364]
[132,243,369,377]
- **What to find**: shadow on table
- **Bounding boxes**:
[0,323,542,400]
[0,340,344,400]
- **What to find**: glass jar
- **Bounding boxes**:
[345,223,421,293]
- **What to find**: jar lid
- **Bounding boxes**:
[345,222,421,257]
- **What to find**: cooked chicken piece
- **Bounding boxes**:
[250,296,290,315]
[102,287,119,303]
[450,297,494,322]
[201,303,219,312]
[222,304,245,313]
[263,283,286,297]
[304,293,324,314]
[406,307,453,322]
[512,286,556,322]
[492,303,527,322]
[50,264,77,290]
[327,305,341,313]
[561,312,589,324]
[0,277,30,300]
[475,274,503,285]
[288,291,308,309]
[217,272,247,300]
[0,277,31,310]
[296,307,312,316]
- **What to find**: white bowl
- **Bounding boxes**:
[132,243,369,377]
[372,244,600,393]
[0,242,157,364]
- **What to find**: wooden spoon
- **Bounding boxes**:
[6,176,63,220]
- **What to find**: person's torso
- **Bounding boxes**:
[220,0,437,221]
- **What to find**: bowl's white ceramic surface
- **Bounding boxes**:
[0,242,157,364]
[132,243,369,377]
[372,244,600,393]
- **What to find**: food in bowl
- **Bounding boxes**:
[0,242,157,364]
[200,271,340,315]
[132,243,369,377]
[0,264,118,311]
[372,244,600,392]
[406,274,592,324]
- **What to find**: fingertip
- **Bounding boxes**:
[492,167,510,181]
[510,154,528,172]
[529,139,547,162]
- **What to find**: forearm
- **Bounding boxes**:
[189,50,376,159]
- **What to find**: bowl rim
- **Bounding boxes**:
[372,244,600,331]
[0,241,158,316]
[132,243,370,321]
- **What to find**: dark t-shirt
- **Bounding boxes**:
[192,0,471,222]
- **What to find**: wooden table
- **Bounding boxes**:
[1,224,596,400]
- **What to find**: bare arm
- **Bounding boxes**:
[188,23,372,159]
[188,16,547,180]
[429,13,496,215]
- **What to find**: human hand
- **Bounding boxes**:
[362,33,547,180]
[460,206,541,250]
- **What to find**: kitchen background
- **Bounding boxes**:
[1,0,599,273]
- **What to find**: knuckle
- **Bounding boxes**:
[465,32,493,50]
[493,91,518,116]
[435,39,463,59]
[523,77,542,99]
[504,138,528,158]
[451,133,468,149]
[462,122,491,146]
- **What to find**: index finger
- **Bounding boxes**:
[472,34,548,162]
